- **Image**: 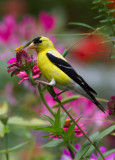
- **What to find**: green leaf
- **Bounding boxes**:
[0,141,30,153]
[64,123,75,142]
[61,49,69,57]
[86,125,115,158]
[47,86,56,98]
[74,143,91,160]
[108,9,115,14]
[35,126,64,135]
[69,22,95,30]
[75,132,99,160]
[92,0,101,4]
[103,0,114,4]
[60,112,67,128]
[95,125,115,142]
[94,14,104,19]
[8,116,47,127]
[111,55,115,59]
[97,149,115,160]
[42,114,54,125]
[42,134,50,138]
[54,107,60,128]
[40,139,63,148]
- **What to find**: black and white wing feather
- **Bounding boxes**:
[47,52,105,112]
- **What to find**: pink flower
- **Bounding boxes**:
[49,119,87,139]
[39,11,57,32]
[61,144,81,160]
[7,57,17,64]
[7,48,41,84]
[18,15,37,40]
[107,96,115,115]
[91,146,115,160]
[17,65,41,84]
[61,145,115,160]
[64,94,108,127]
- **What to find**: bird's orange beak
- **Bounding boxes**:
[28,42,36,49]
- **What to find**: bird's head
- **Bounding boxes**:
[28,36,54,52]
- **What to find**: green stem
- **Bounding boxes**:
[93,143,106,160]
[67,145,75,159]
[68,142,77,153]
[5,130,9,160]
[54,97,105,160]
[53,95,108,108]
[55,97,92,143]
[38,85,55,117]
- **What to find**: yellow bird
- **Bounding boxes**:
[28,36,105,112]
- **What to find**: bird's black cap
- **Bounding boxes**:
[33,37,42,44]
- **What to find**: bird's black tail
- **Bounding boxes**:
[92,98,105,113]
[87,92,105,112]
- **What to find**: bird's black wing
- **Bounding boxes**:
[47,52,105,112]
[47,52,97,95]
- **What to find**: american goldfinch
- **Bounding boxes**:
[28,36,105,112]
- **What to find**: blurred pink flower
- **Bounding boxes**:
[107,96,115,115]
[17,65,41,84]
[49,119,87,139]
[64,95,108,127]
[61,145,115,160]
[18,15,37,40]
[39,11,57,32]
[0,15,18,44]
[91,146,115,160]
[61,144,81,160]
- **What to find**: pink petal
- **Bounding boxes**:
[7,57,16,64]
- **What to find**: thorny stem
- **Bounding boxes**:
[38,85,55,117]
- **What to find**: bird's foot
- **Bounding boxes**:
[35,80,51,86]
[35,78,56,87]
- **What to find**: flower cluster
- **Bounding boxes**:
[7,47,41,84]
[49,119,87,139]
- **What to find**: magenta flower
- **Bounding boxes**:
[49,119,87,139]
[18,15,37,40]
[107,96,115,115]
[17,65,41,84]
[91,146,115,160]
[39,11,57,32]
[64,94,107,127]
[61,144,81,160]
[0,15,17,43]
[61,145,115,160]
[7,47,41,84]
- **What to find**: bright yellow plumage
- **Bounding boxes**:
[35,37,72,90]
[28,36,105,112]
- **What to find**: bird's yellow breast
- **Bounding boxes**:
[37,49,72,89]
